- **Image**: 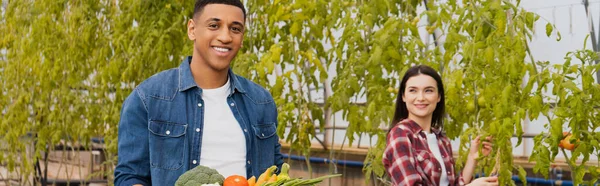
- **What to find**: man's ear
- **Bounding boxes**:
[187,19,195,40]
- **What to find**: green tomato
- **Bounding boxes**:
[467,102,476,112]
[478,96,486,108]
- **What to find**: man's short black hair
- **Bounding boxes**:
[193,0,247,19]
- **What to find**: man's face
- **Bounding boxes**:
[187,4,245,72]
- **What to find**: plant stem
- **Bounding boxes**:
[560,148,575,180]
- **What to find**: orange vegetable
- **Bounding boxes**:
[247,176,256,186]
[223,175,249,186]
[266,174,277,183]
[255,166,277,186]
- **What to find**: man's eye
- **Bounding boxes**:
[208,24,218,28]
[231,27,243,33]
[409,89,416,92]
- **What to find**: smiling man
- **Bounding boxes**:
[114,0,283,185]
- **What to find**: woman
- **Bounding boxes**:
[383,65,497,186]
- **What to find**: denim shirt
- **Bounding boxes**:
[114,56,283,186]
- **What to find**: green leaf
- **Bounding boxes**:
[562,81,579,92]
[554,107,569,117]
[545,23,553,37]
[290,21,301,36]
[369,46,383,64]
[387,48,402,60]
[484,47,494,62]
[517,165,527,185]
[515,108,525,146]
[551,118,563,139]
[530,140,551,179]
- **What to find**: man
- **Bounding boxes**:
[114,0,283,185]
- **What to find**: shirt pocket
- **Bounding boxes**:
[148,120,187,170]
[415,150,436,184]
[253,123,277,172]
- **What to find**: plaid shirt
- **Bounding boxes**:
[383,119,465,186]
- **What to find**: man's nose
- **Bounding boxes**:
[217,28,233,43]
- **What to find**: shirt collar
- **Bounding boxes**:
[400,119,442,135]
[178,56,247,94]
[178,56,196,92]
[227,70,246,94]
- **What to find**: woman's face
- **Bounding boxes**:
[402,74,441,121]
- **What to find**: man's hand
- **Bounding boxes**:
[467,176,499,186]
[133,184,143,186]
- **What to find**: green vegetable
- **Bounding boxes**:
[276,163,291,181]
[294,174,342,185]
[175,165,225,186]
[280,179,301,186]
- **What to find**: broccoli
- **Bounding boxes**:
[175,165,225,186]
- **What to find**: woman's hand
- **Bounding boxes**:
[467,176,499,186]
[469,136,493,159]
[462,136,494,184]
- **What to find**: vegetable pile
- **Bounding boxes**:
[238,163,341,186]
[176,163,341,186]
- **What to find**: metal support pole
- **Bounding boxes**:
[583,0,600,83]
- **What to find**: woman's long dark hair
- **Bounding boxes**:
[391,65,445,129]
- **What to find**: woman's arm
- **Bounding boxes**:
[461,136,493,184]
[461,153,478,183]
[383,126,423,186]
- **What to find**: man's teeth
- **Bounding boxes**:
[214,47,230,52]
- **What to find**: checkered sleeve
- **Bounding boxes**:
[383,126,423,186]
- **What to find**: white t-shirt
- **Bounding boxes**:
[427,132,450,186]
[199,78,247,178]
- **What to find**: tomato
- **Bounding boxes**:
[223,175,249,186]
[558,132,576,151]
[467,102,476,112]
[477,96,486,108]
[387,87,395,93]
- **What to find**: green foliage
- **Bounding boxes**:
[238,0,330,161]
[528,48,600,184]
[1,0,194,183]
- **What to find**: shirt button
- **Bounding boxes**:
[230,103,235,107]
[262,133,265,137]
[192,160,197,164]
[247,161,251,164]
[243,129,248,133]
[166,130,171,135]
[197,103,202,107]
[196,128,200,132]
